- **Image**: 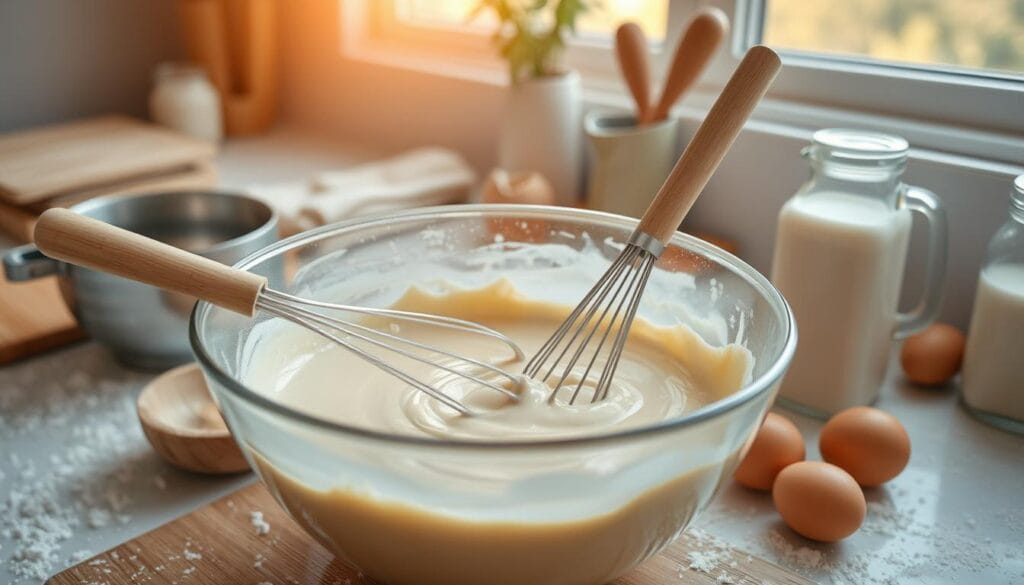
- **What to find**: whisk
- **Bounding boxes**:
[32,210,524,415]
[524,45,781,404]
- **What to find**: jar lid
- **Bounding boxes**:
[811,128,909,158]
[808,128,909,166]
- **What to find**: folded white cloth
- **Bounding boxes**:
[245,148,477,235]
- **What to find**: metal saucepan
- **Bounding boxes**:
[3,191,277,370]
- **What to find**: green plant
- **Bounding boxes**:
[470,0,593,84]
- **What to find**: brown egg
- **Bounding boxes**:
[772,461,866,542]
[900,323,966,386]
[733,413,805,491]
[819,406,910,487]
[482,169,555,243]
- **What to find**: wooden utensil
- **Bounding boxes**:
[643,7,730,123]
[615,22,653,122]
[639,45,778,240]
[34,208,524,416]
[137,362,249,474]
[47,482,815,585]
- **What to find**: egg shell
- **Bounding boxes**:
[819,406,911,487]
[900,323,966,386]
[482,169,554,243]
[733,412,805,491]
[773,461,866,542]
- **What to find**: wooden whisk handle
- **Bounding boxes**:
[34,208,267,316]
[636,45,781,245]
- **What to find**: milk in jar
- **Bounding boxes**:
[770,129,947,416]
[962,175,1024,433]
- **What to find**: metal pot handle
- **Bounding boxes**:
[3,244,59,281]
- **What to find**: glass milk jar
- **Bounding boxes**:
[771,129,948,417]
[961,175,1024,433]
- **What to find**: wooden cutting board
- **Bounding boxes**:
[0,115,215,205]
[0,272,82,364]
[46,482,813,585]
[0,161,217,244]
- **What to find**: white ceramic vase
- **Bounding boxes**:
[498,71,582,206]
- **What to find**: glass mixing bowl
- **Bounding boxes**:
[191,205,796,585]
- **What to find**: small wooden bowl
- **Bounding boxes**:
[137,363,249,474]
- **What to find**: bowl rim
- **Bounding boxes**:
[190,204,796,449]
[71,190,278,257]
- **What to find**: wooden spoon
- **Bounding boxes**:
[615,22,652,123]
[137,362,250,474]
[643,7,730,124]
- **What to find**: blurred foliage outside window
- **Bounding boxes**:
[764,0,1024,76]
[395,0,669,42]
[395,0,1022,77]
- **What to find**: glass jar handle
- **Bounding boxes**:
[895,185,948,339]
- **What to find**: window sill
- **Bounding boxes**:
[342,39,1024,172]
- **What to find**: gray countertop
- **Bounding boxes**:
[2,128,1021,584]
[3,340,1021,585]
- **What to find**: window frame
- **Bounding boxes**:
[727,0,1024,137]
[341,0,1024,163]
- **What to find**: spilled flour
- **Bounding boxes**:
[690,456,1024,584]
[0,344,247,583]
[0,348,147,582]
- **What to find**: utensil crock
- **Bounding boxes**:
[584,110,680,219]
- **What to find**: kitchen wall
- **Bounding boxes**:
[0,0,183,132]
[0,1,1014,329]
[279,1,503,173]
[278,1,1021,330]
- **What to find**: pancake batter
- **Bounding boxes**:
[246,279,752,440]
[243,279,754,585]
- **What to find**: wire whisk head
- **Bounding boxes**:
[523,238,659,405]
[256,288,525,416]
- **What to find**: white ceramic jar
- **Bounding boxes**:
[584,110,679,219]
[498,71,581,206]
[149,63,223,144]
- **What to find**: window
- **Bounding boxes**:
[343,0,1024,160]
[758,0,1023,79]
[729,0,1024,157]
[393,0,671,43]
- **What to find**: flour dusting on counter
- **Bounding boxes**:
[0,345,248,583]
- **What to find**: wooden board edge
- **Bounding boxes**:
[45,482,816,585]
